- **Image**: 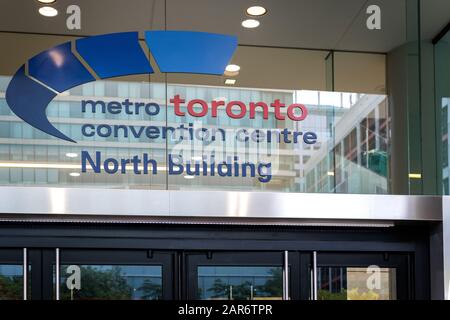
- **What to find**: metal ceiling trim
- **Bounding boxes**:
[0,186,443,223]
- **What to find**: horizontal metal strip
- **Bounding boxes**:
[0,214,395,227]
[0,186,443,222]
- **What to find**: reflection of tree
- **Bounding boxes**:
[207,279,253,300]
[207,278,229,299]
[255,268,283,298]
[231,281,252,300]
[0,275,22,300]
[61,266,132,300]
[138,279,162,300]
[206,268,283,300]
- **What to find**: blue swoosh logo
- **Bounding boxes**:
[5,31,238,143]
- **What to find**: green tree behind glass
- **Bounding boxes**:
[255,268,283,298]
[139,279,162,300]
[0,275,22,300]
[61,266,133,300]
[207,278,229,299]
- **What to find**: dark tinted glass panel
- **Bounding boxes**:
[58,265,162,300]
[197,266,282,300]
[317,267,396,300]
[0,264,23,300]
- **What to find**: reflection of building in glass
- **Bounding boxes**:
[301,93,389,194]
[0,77,389,193]
[317,267,396,300]
[0,77,295,190]
[197,266,282,300]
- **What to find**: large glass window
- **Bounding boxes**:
[317,267,397,300]
[0,264,23,300]
[1,0,439,195]
[58,265,163,300]
[197,266,283,300]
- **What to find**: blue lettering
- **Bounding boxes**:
[129,125,145,138]
[236,129,249,142]
[143,154,157,174]
[145,103,160,116]
[146,126,160,139]
[104,158,119,174]
[81,100,106,113]
[258,163,272,183]
[303,132,317,145]
[169,154,183,175]
[97,124,112,137]
[81,150,101,173]
[81,99,161,117]
[81,124,95,137]
[107,101,122,114]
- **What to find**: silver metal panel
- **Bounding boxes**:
[0,186,443,222]
[0,214,396,227]
[0,186,169,216]
[168,191,442,221]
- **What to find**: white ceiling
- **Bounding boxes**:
[0,0,449,53]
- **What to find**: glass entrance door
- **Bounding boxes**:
[313,252,411,300]
[0,249,414,300]
[0,249,26,300]
[185,251,411,300]
[185,251,300,300]
[52,249,174,300]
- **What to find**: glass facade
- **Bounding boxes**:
[435,29,450,195]
[0,264,23,300]
[0,0,449,194]
[0,0,449,303]
[1,0,417,195]
[317,267,397,300]
[0,77,389,193]
[197,266,283,300]
[58,265,162,300]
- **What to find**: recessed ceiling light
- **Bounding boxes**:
[184,175,195,179]
[225,79,236,85]
[69,172,80,177]
[242,19,260,29]
[225,64,240,72]
[37,0,57,3]
[39,6,58,17]
[65,152,78,158]
[246,6,267,16]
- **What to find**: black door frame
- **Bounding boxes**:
[185,251,302,300]
[0,223,431,300]
[47,249,174,300]
[315,252,412,300]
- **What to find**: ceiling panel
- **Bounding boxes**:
[0,0,449,53]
